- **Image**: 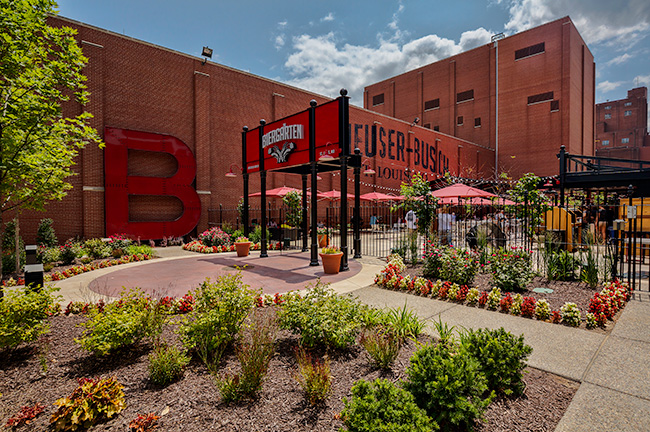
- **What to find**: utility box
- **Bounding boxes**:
[613,219,626,231]
[24,263,44,290]
[25,245,38,265]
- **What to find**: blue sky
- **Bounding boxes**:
[57,0,650,109]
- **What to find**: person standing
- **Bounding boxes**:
[406,209,417,232]
[438,208,453,245]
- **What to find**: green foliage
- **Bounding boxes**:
[148,343,190,386]
[50,377,125,431]
[360,327,401,369]
[396,173,438,236]
[534,299,551,321]
[508,173,550,237]
[126,244,155,256]
[37,218,58,247]
[546,250,579,281]
[560,302,581,327]
[431,318,456,346]
[0,1,101,269]
[490,247,534,291]
[278,282,365,349]
[404,341,494,431]
[217,314,277,401]
[486,287,502,310]
[294,347,332,405]
[379,304,426,342]
[60,240,83,265]
[282,190,303,228]
[76,288,166,356]
[0,286,59,349]
[427,246,479,285]
[341,378,437,432]
[37,246,60,265]
[83,238,111,259]
[580,243,599,288]
[249,225,270,244]
[179,274,259,370]
[460,328,532,396]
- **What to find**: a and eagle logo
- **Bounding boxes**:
[268,142,295,163]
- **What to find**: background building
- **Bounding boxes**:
[363,16,595,178]
[595,87,650,160]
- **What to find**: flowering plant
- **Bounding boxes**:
[317,227,329,235]
[321,246,341,254]
[234,236,249,243]
[198,227,231,247]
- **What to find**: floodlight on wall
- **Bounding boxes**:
[411,117,420,126]
[201,46,213,65]
[225,163,241,177]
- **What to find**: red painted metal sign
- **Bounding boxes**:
[104,127,201,239]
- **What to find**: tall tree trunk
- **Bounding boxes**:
[15,217,20,274]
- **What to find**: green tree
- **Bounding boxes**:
[395,172,438,236]
[282,190,302,228]
[509,173,550,238]
[0,0,101,275]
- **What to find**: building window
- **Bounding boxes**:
[457,116,464,126]
[515,42,545,60]
[433,125,439,131]
[624,102,632,106]
[424,98,440,111]
[456,90,474,103]
[605,113,611,119]
[602,140,609,146]
[423,123,431,129]
[550,100,560,112]
[474,117,481,127]
[624,110,632,116]
[622,138,630,144]
[527,91,554,105]
[372,93,384,106]
[604,105,611,110]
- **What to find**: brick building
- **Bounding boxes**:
[363,16,595,178]
[14,16,493,243]
[595,87,650,161]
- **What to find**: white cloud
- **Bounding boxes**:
[635,74,650,86]
[274,35,285,50]
[597,80,626,92]
[321,12,334,22]
[278,21,288,28]
[606,53,632,66]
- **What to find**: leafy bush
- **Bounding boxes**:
[466,288,480,306]
[107,234,133,252]
[179,274,259,370]
[499,293,513,313]
[341,379,437,432]
[360,327,400,369]
[520,297,537,318]
[199,227,231,247]
[295,347,332,405]
[126,244,155,256]
[380,304,426,342]
[37,218,58,247]
[490,247,534,291]
[60,240,83,265]
[38,245,61,265]
[278,282,364,349]
[460,328,532,396]
[129,413,160,432]
[534,299,551,320]
[217,314,277,401]
[0,286,59,349]
[248,225,270,244]
[580,243,599,288]
[76,288,166,356]
[148,343,190,386]
[546,250,579,281]
[560,302,581,327]
[403,341,493,431]
[50,377,126,431]
[5,404,45,428]
[83,238,111,259]
[510,294,523,316]
[486,287,501,310]
[423,245,479,285]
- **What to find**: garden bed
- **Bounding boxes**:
[0,307,577,431]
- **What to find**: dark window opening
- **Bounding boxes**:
[515,42,545,60]
[550,100,559,112]
[528,91,554,105]
[433,125,440,131]
[457,116,464,126]
[372,93,384,106]
[424,98,440,110]
[456,90,474,103]
[423,123,431,129]
[474,117,481,127]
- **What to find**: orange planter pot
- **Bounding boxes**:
[235,242,251,257]
[317,234,329,248]
[319,252,343,274]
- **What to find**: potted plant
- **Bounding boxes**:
[317,226,329,248]
[234,236,251,257]
[319,245,343,274]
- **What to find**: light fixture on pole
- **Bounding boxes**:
[361,158,376,175]
[201,46,213,65]
[225,163,241,177]
[318,142,336,161]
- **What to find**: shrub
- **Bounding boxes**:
[460,328,532,396]
[423,245,479,285]
[446,283,459,301]
[148,343,190,386]
[546,250,579,281]
[0,286,59,350]
[341,379,437,432]
[551,310,562,324]
[499,293,513,313]
[129,413,160,432]
[380,304,426,342]
[403,342,493,431]
[510,294,523,316]
[278,282,364,349]
[38,245,61,265]
[478,291,488,308]
[107,234,133,252]
[217,314,277,401]
[560,302,581,327]
[486,287,501,310]
[77,288,166,356]
[126,244,155,256]
[50,377,126,431]
[5,404,46,428]
[520,297,537,318]
[360,327,401,369]
[83,238,111,259]
[179,274,258,370]
[490,247,534,291]
[60,240,83,265]
[198,227,231,247]
[295,348,332,405]
[248,225,270,244]
[466,288,480,306]
[534,299,551,321]
[585,313,598,329]
[37,218,58,247]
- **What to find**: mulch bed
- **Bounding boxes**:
[0,307,577,431]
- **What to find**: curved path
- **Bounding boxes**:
[87,250,362,298]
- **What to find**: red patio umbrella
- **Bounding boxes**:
[430,183,496,199]
[359,192,400,202]
[317,190,355,201]
[248,186,309,197]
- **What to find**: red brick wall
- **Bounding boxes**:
[595,87,648,159]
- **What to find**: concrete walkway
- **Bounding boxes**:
[50,247,650,431]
